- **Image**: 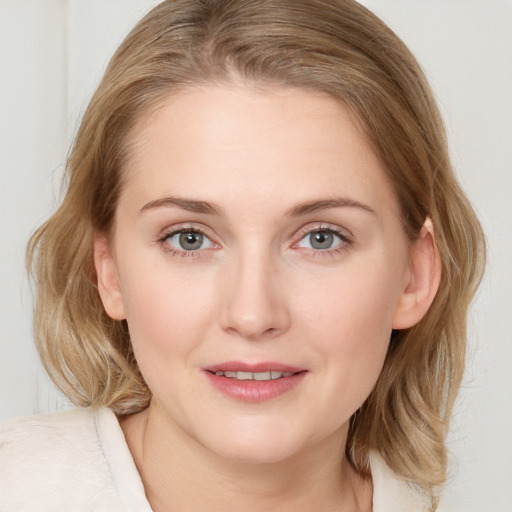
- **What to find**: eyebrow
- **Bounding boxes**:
[285,198,376,217]
[140,196,224,216]
[139,195,375,217]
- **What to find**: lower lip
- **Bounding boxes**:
[204,371,307,402]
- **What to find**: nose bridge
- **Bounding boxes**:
[220,239,290,340]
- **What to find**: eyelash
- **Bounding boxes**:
[156,224,352,258]
[157,226,213,258]
[293,225,352,257]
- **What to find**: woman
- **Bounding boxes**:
[0,1,485,510]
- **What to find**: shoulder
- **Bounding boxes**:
[370,451,446,512]
[1,406,99,442]
[0,407,102,472]
[0,407,145,511]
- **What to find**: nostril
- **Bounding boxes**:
[219,273,291,339]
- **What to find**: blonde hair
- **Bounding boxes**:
[27,0,485,506]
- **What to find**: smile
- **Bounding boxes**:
[204,363,307,402]
[212,370,296,381]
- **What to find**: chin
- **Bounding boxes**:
[197,420,305,465]
[211,440,299,465]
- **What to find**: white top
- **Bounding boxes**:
[0,407,436,511]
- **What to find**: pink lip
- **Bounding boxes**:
[205,361,303,373]
[203,361,307,403]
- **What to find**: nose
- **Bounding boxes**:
[219,246,291,341]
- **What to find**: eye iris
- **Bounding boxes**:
[179,232,203,250]
[310,231,333,249]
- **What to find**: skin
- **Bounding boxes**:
[95,84,440,511]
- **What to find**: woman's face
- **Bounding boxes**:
[97,85,417,463]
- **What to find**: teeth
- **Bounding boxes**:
[253,371,271,381]
[213,370,295,380]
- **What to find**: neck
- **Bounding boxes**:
[120,403,372,512]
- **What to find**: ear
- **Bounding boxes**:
[94,233,126,321]
[392,218,441,329]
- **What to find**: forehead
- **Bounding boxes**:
[121,84,399,219]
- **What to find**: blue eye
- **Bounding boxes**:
[297,229,344,250]
[165,230,214,251]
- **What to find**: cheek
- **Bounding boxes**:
[118,266,221,408]
[117,259,218,362]
[294,256,405,402]
[297,256,402,340]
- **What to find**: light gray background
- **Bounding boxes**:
[1,1,511,510]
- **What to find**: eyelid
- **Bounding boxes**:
[291,223,353,255]
[158,222,217,241]
[293,223,352,242]
[156,223,221,256]
[155,222,353,258]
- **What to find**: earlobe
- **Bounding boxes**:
[392,218,441,330]
[94,233,126,321]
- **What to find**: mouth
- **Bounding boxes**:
[208,370,298,381]
[203,362,307,402]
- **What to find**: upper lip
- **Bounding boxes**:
[204,361,304,373]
